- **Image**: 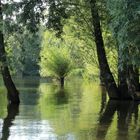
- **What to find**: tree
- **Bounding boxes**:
[6,33,23,75]
[18,30,41,76]
[21,0,119,98]
[0,0,20,104]
[107,0,140,98]
[5,29,42,76]
[89,0,119,99]
[5,0,139,100]
[40,34,73,87]
[39,0,119,98]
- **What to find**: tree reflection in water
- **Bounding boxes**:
[54,88,69,105]
[96,99,140,140]
[1,104,19,140]
[99,86,107,115]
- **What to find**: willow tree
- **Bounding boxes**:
[107,0,140,99]
[40,47,73,87]
[0,0,20,104]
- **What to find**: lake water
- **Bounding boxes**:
[0,77,140,140]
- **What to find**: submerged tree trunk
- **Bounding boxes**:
[118,47,139,100]
[118,66,128,94]
[90,0,119,99]
[127,65,139,99]
[118,65,139,100]
[0,1,20,104]
[129,66,139,91]
[118,46,139,99]
[118,51,132,99]
[60,77,64,88]
[1,104,19,140]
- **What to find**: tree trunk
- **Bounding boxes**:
[60,77,64,88]
[118,51,132,99]
[90,0,119,99]
[131,66,139,91]
[118,66,128,95]
[0,1,20,104]
[118,64,139,100]
[1,104,19,140]
[127,65,139,100]
[118,43,140,99]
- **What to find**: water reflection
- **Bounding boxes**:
[1,104,19,140]
[52,88,69,105]
[97,100,117,139]
[97,100,140,140]
[116,101,139,140]
[18,77,40,105]
[99,86,107,115]
[0,78,140,140]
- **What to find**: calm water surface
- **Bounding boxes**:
[0,77,140,140]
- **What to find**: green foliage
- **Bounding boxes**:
[40,32,73,79]
[2,0,117,80]
[5,29,42,76]
[6,34,23,74]
[107,0,140,66]
[2,0,138,85]
[39,12,119,81]
[40,47,73,78]
[20,30,42,76]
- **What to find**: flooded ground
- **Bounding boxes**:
[0,77,140,140]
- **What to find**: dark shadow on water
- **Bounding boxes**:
[96,100,118,139]
[54,88,69,105]
[96,99,140,140]
[116,102,131,140]
[1,104,19,140]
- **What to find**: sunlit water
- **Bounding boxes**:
[0,77,140,140]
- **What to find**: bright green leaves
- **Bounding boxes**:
[41,47,73,78]
[40,31,73,78]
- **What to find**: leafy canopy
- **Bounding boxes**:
[40,31,73,78]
